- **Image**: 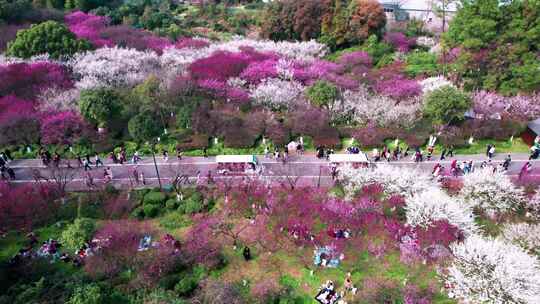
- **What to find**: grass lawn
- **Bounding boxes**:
[215,236,456,303]
[374,137,531,156]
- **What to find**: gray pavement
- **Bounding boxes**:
[3,152,540,190]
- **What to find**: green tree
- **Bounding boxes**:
[444,0,501,50]
[424,86,471,125]
[60,218,96,251]
[6,21,92,59]
[46,0,64,9]
[405,51,439,77]
[306,81,339,108]
[128,110,162,141]
[0,0,32,23]
[67,284,103,304]
[79,89,121,128]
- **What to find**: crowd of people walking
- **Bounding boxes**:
[2,134,540,187]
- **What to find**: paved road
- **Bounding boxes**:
[4,153,539,190]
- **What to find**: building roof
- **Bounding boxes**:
[215,155,257,163]
[329,153,369,163]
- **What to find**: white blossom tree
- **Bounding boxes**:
[338,164,434,198]
[249,78,305,110]
[460,168,527,217]
[420,76,454,94]
[38,87,81,112]
[444,234,540,304]
[341,89,423,128]
[405,188,477,236]
[525,192,540,219]
[500,223,540,256]
[70,47,161,89]
[159,38,328,80]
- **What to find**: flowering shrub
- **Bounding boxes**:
[0,61,73,99]
[501,223,540,255]
[351,124,391,147]
[0,95,40,145]
[99,25,172,54]
[240,59,278,84]
[65,11,111,48]
[175,37,210,49]
[189,51,255,81]
[37,88,80,112]
[405,188,476,236]
[444,234,540,303]
[250,78,305,110]
[338,50,372,70]
[70,47,161,89]
[416,36,436,49]
[461,168,527,217]
[84,220,154,279]
[472,90,540,121]
[384,32,416,53]
[40,111,90,145]
[399,234,423,264]
[374,78,421,100]
[338,164,434,199]
[420,76,454,94]
[342,89,423,128]
[161,38,328,78]
[0,182,57,231]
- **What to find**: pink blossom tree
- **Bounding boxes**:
[40,111,92,145]
[0,62,73,99]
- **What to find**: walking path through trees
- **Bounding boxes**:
[5,153,539,190]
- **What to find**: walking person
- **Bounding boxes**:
[6,167,15,180]
[447,145,454,157]
[486,144,492,157]
[109,152,118,164]
[488,145,495,160]
[94,153,104,167]
[331,165,338,181]
[132,151,141,164]
[207,170,214,184]
[82,158,92,171]
[203,147,208,158]
[76,155,83,167]
[106,167,113,180]
[463,161,470,174]
[163,150,169,162]
[140,171,146,185]
[52,152,61,167]
[0,152,8,164]
[2,149,12,162]
[264,146,270,158]
[440,148,447,161]
[103,169,111,183]
[85,172,95,188]
[85,154,92,165]
[450,159,458,177]
[242,246,251,261]
[176,147,183,160]
[519,162,532,180]
[132,167,140,185]
[502,154,511,171]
